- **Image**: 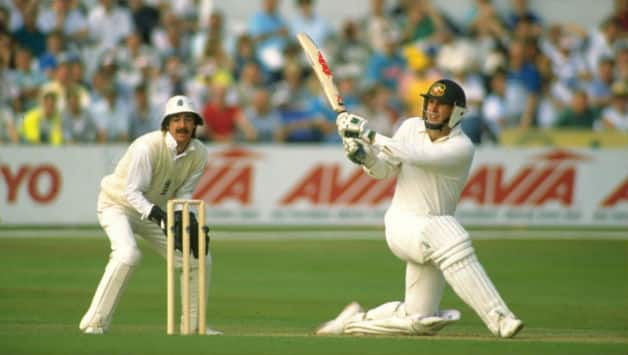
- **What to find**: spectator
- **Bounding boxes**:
[398,0,447,46]
[245,88,284,142]
[463,0,509,42]
[248,0,290,77]
[87,0,134,53]
[398,45,438,117]
[4,0,30,32]
[504,0,543,36]
[535,54,564,129]
[587,56,615,109]
[90,84,131,142]
[200,76,257,143]
[128,0,160,44]
[272,62,325,142]
[37,0,88,42]
[288,0,332,47]
[597,81,628,131]
[20,90,63,145]
[482,68,509,141]
[329,20,371,78]
[152,55,191,109]
[364,30,406,92]
[0,5,10,32]
[613,45,628,82]
[359,84,397,137]
[362,0,397,53]
[117,31,160,91]
[38,30,65,78]
[9,46,47,114]
[586,16,620,74]
[554,90,599,129]
[232,33,263,81]
[541,24,590,88]
[0,104,18,144]
[62,85,100,143]
[41,54,91,113]
[234,61,265,108]
[11,4,46,58]
[505,39,542,129]
[128,83,160,140]
[610,0,628,34]
[151,10,192,61]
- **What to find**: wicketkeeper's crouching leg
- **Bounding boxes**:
[79,249,139,334]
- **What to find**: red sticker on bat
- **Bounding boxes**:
[318,52,331,76]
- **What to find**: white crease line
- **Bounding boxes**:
[0,229,626,240]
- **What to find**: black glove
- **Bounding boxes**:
[148,205,167,232]
[172,211,210,259]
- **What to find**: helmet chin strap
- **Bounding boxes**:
[423,110,450,131]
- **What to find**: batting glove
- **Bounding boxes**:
[343,138,376,167]
[337,112,375,143]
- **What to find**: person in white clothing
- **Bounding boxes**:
[79,95,221,335]
[316,79,523,338]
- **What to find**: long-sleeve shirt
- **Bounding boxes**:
[99,130,208,219]
[365,118,475,216]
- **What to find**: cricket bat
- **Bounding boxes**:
[296,33,346,113]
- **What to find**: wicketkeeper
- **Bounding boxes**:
[79,95,221,335]
[316,79,523,338]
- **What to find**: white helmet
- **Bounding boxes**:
[161,95,203,130]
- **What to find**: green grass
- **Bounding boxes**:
[0,234,627,354]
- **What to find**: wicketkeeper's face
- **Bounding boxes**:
[425,98,453,125]
[167,113,197,146]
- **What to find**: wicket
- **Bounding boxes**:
[166,199,207,335]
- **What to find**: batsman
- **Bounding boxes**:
[317,79,523,338]
[79,95,221,335]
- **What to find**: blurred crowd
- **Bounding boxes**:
[1,0,628,146]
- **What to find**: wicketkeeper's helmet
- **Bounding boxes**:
[420,79,467,128]
[161,95,204,131]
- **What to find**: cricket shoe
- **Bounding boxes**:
[411,309,461,335]
[82,326,105,335]
[498,316,524,338]
[204,327,223,335]
[315,301,363,335]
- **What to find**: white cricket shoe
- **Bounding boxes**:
[82,326,105,335]
[204,327,223,335]
[412,309,461,335]
[315,301,363,335]
[499,316,524,338]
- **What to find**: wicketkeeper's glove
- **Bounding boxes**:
[148,205,167,232]
[337,112,376,143]
[172,211,210,259]
[343,137,376,167]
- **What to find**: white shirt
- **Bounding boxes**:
[366,118,475,216]
[100,131,208,218]
[87,5,133,50]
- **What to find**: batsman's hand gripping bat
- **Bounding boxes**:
[296,33,346,114]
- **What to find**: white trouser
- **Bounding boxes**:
[80,200,212,332]
[345,210,516,336]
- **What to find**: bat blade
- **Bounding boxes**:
[296,33,346,113]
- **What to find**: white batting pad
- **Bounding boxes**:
[443,253,513,335]
[79,259,134,332]
[344,308,460,336]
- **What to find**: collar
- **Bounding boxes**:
[418,119,462,143]
[165,131,196,159]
